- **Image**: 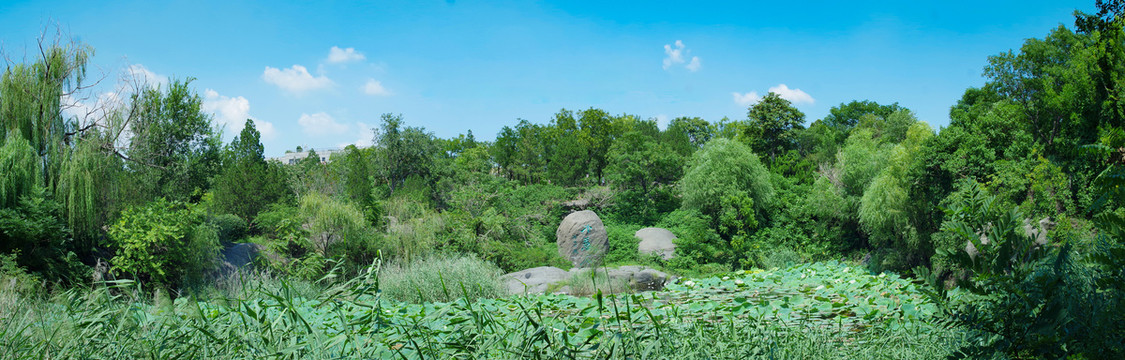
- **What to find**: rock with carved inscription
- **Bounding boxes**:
[556,210,609,267]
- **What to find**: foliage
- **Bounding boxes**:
[125,79,221,203]
[378,253,505,303]
[207,213,247,244]
[0,261,963,359]
[211,120,291,222]
[377,113,441,196]
[740,92,806,162]
[658,209,727,272]
[107,198,220,289]
[605,127,683,224]
[931,181,1125,358]
[0,187,86,284]
[298,193,376,264]
[680,138,774,229]
[0,133,40,208]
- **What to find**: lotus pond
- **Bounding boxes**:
[0,261,965,359]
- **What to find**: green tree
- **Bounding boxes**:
[125,79,221,203]
[546,109,587,186]
[376,113,441,196]
[820,100,904,135]
[606,124,683,224]
[680,138,774,239]
[741,92,806,162]
[578,108,614,183]
[211,120,291,223]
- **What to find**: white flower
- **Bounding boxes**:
[815,285,825,290]
[800,274,806,279]
[735,279,744,285]
[879,273,886,278]
[684,280,695,287]
[849,279,856,284]
[843,267,850,273]
[722,276,730,281]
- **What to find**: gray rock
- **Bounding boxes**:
[575,265,670,292]
[219,243,265,274]
[635,269,670,291]
[636,227,677,260]
[503,266,570,295]
[556,210,609,267]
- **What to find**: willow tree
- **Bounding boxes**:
[0,133,41,208]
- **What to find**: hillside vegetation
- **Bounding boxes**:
[3,2,1125,358]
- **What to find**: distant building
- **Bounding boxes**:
[270,148,346,165]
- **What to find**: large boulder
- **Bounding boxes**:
[556,210,609,267]
[635,227,676,260]
[503,266,570,295]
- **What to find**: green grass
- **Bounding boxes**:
[0,261,965,359]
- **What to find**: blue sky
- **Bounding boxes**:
[0,0,1092,156]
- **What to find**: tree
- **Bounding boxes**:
[820,100,904,135]
[125,79,221,203]
[741,92,806,162]
[578,108,614,184]
[211,120,291,223]
[0,133,41,209]
[107,198,220,289]
[858,122,934,252]
[376,113,440,196]
[680,138,774,233]
[547,109,587,186]
[606,125,684,224]
[664,116,713,157]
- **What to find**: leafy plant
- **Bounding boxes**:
[107,198,220,289]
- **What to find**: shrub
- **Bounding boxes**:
[931,182,1125,358]
[602,221,643,266]
[0,187,87,285]
[208,213,247,244]
[107,198,220,289]
[378,254,505,303]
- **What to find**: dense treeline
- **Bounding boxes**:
[3,2,1125,357]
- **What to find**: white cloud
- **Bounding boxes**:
[362,79,391,96]
[340,122,375,148]
[262,65,334,94]
[663,40,701,72]
[768,84,815,104]
[663,40,684,70]
[686,56,702,72]
[732,91,762,107]
[127,64,169,88]
[202,89,277,140]
[326,46,366,64]
[298,112,348,136]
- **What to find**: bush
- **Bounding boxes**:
[208,213,247,244]
[0,187,87,285]
[603,221,643,266]
[657,209,727,269]
[107,198,220,289]
[931,182,1125,358]
[378,254,505,303]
